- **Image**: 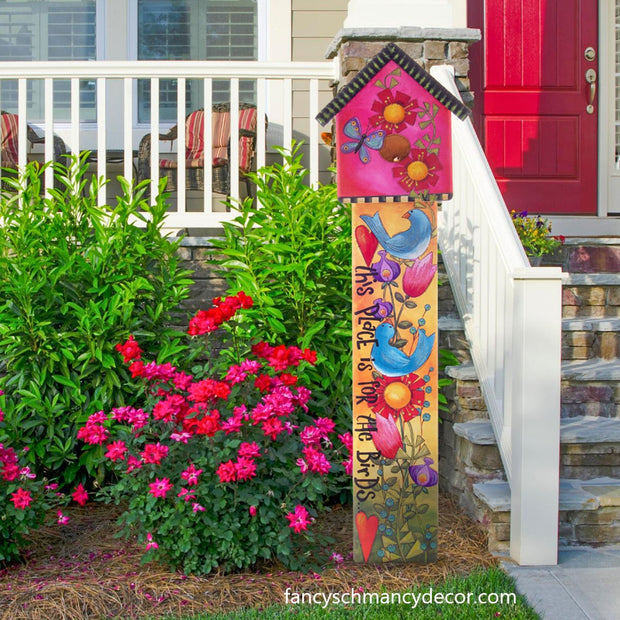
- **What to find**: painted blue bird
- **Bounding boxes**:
[360,208,432,260]
[371,322,435,377]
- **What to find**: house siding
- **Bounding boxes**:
[291,0,347,62]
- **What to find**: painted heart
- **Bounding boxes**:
[355,511,379,562]
[355,225,379,267]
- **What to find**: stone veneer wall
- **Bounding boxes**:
[326,27,481,107]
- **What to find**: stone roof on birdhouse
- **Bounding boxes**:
[316,42,471,126]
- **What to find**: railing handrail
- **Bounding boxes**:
[0,59,340,80]
[431,65,564,566]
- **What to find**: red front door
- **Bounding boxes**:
[469,0,598,214]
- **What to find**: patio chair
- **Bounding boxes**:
[137,102,261,197]
[1,111,68,176]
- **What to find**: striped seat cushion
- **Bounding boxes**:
[1,112,20,169]
[159,106,257,173]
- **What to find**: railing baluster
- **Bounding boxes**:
[230,78,240,203]
[123,78,133,183]
[203,78,213,215]
[309,78,319,188]
[177,77,186,214]
[256,78,266,172]
[150,78,159,207]
[96,77,106,206]
[283,78,292,152]
[17,78,27,172]
[71,78,80,158]
[44,78,54,193]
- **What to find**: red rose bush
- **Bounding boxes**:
[86,293,350,574]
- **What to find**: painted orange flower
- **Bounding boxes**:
[369,88,418,133]
[393,149,442,193]
[372,373,426,422]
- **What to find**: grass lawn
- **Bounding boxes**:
[146,567,537,620]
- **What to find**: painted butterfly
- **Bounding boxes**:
[340,117,385,164]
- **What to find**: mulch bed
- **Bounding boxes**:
[0,494,497,619]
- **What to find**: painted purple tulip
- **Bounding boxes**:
[372,298,393,319]
[408,457,438,487]
[372,250,401,283]
[402,252,436,298]
[370,413,402,460]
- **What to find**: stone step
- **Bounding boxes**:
[445,361,620,419]
[472,478,620,550]
[454,417,620,480]
[562,273,620,319]
[562,318,620,361]
[543,237,620,274]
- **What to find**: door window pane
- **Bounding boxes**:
[137,0,257,123]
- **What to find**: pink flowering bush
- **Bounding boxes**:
[89,293,351,575]
[0,390,67,563]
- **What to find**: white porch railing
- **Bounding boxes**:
[432,66,565,565]
[0,59,339,229]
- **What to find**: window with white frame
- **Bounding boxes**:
[0,0,97,120]
[136,0,258,123]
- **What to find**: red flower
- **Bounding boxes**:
[10,487,32,510]
[370,413,402,459]
[235,456,257,481]
[115,335,142,363]
[180,463,203,486]
[141,442,169,465]
[105,440,128,462]
[72,483,89,506]
[402,253,437,298]
[393,149,442,193]
[216,460,237,483]
[369,89,418,133]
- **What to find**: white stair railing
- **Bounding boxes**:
[432,66,565,566]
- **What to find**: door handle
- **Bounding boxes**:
[585,68,597,114]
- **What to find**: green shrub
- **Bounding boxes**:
[0,158,193,487]
[211,144,352,434]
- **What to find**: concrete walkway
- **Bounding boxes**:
[503,546,620,620]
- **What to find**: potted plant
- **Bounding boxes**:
[510,211,565,265]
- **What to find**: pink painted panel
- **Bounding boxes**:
[335,60,453,199]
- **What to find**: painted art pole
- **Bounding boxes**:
[317,44,470,564]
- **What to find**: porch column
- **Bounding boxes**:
[327,4,480,108]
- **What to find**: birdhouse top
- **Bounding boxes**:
[316,42,471,126]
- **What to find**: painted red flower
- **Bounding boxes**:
[371,373,426,422]
[402,253,437,298]
[393,149,442,192]
[369,89,418,133]
[370,413,402,459]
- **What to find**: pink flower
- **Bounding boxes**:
[10,487,32,510]
[249,506,257,517]
[235,457,257,482]
[296,458,309,474]
[105,440,128,462]
[238,442,261,458]
[170,431,192,443]
[402,253,437,298]
[302,446,331,475]
[216,460,237,483]
[192,503,205,513]
[72,483,89,506]
[286,505,311,533]
[314,417,336,437]
[330,552,344,565]
[57,510,70,525]
[261,417,284,440]
[338,432,353,452]
[77,421,109,445]
[299,425,322,446]
[177,488,196,502]
[180,463,203,486]
[149,478,173,499]
[126,455,143,473]
[145,532,159,550]
[141,442,169,465]
[370,413,402,459]
[225,365,247,385]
